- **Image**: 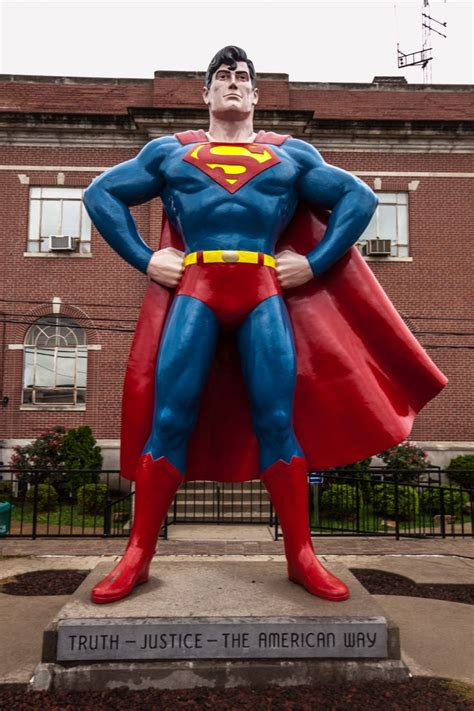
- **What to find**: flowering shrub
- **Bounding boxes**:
[10,426,66,473]
[10,425,102,497]
[378,442,428,471]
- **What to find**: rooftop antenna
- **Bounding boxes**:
[396,0,447,83]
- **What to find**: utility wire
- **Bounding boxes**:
[0,311,138,325]
[2,315,474,338]
[0,317,473,349]
[0,297,140,310]
[0,298,472,322]
[1,316,474,338]
[0,317,134,334]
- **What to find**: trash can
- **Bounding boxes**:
[0,501,14,536]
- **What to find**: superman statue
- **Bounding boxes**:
[84,46,447,605]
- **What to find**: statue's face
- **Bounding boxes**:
[203,61,258,119]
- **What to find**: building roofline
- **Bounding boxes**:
[0,71,472,92]
[0,74,152,85]
[290,81,474,92]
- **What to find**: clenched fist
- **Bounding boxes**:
[276,250,313,289]
[146,247,185,288]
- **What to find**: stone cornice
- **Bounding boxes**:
[0,108,472,153]
[128,107,314,137]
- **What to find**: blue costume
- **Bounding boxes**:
[84,130,377,475]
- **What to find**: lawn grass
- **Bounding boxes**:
[8,498,131,529]
[310,508,467,534]
[10,502,105,528]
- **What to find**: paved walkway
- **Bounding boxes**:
[0,528,472,689]
[1,525,473,557]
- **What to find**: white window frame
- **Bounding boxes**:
[26,187,92,255]
[22,316,87,409]
[358,192,410,260]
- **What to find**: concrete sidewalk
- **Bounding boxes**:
[1,525,473,557]
[0,529,472,688]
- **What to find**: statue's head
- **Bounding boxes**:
[205,46,257,88]
[203,46,259,119]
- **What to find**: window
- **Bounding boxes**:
[23,316,87,406]
[359,192,409,258]
[27,188,91,254]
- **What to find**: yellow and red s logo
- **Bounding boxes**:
[182,143,281,193]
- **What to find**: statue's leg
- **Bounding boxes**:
[143,295,220,473]
[238,295,349,601]
[91,296,219,604]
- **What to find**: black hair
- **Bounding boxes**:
[205,46,256,88]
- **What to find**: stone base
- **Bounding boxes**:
[36,560,409,690]
[32,658,409,691]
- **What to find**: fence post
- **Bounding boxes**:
[103,500,111,537]
[394,472,400,541]
[440,488,446,538]
[173,492,178,524]
[216,483,221,524]
[355,480,360,534]
[31,471,39,541]
[274,515,279,541]
[269,499,274,526]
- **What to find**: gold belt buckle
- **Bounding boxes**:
[222,250,240,263]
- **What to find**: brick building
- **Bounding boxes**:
[0,70,473,469]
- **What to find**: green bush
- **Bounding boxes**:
[26,483,59,512]
[421,487,469,516]
[327,457,373,503]
[372,484,419,520]
[0,482,13,502]
[62,426,103,470]
[320,484,361,520]
[61,426,103,495]
[446,456,474,491]
[76,483,107,515]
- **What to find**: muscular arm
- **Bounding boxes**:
[83,137,175,274]
[280,139,378,282]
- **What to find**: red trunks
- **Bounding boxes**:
[176,262,282,329]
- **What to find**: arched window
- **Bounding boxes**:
[23,316,87,406]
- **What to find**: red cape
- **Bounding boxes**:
[120,132,447,482]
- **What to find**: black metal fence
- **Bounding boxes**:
[170,479,274,525]
[0,467,471,540]
[0,469,135,539]
[276,468,473,540]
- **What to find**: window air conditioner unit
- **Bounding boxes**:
[365,239,392,256]
[49,235,76,251]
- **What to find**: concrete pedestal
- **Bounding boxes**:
[34,560,408,690]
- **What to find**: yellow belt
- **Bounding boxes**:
[183,250,276,269]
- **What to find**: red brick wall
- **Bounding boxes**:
[290,86,474,120]
[1,72,472,449]
[2,73,472,118]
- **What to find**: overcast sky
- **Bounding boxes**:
[1,1,472,85]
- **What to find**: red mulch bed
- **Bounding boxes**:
[350,568,474,605]
[0,569,89,596]
[0,679,473,710]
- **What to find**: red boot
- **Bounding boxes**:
[261,457,350,601]
[91,454,182,604]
